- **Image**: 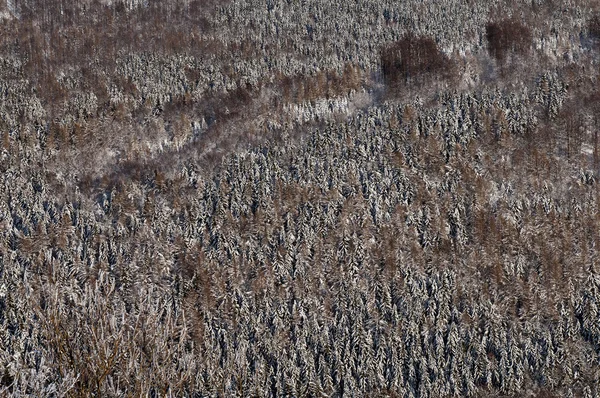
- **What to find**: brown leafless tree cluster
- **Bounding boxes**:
[485,18,533,63]
[380,33,456,93]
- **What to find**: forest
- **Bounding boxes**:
[1,0,600,396]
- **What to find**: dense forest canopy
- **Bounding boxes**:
[1,0,600,396]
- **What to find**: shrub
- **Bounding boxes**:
[380,33,454,91]
[486,18,532,62]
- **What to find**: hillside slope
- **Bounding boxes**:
[1,0,600,396]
